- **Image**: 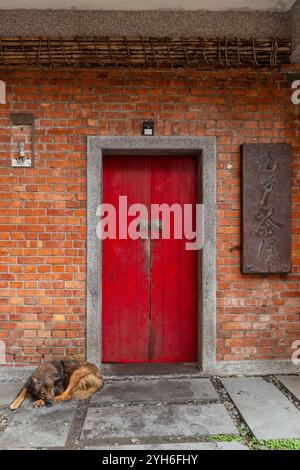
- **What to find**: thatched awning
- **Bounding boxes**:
[0,37,291,69]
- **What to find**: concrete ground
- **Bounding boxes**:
[0,372,300,450]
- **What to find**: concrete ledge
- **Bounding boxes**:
[0,9,290,39]
[0,367,34,382]
[290,0,300,62]
[212,360,300,376]
[0,360,299,381]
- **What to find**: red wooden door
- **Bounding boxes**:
[102,155,198,363]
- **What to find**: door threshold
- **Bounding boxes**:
[101,363,204,378]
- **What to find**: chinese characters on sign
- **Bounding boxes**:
[241,144,291,274]
[291,80,300,105]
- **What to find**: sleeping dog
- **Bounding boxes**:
[10,360,104,410]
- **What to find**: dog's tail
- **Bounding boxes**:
[73,373,104,400]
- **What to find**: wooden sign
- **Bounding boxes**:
[241,144,291,274]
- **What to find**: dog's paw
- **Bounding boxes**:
[9,402,18,411]
[34,399,45,408]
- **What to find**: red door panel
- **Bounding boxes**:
[150,156,198,362]
[102,156,151,362]
[102,155,198,363]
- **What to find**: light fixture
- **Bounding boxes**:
[142,121,155,136]
[11,113,35,167]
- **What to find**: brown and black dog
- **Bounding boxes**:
[10,360,104,410]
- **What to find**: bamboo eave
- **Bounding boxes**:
[0,36,291,69]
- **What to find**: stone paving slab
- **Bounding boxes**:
[0,399,77,449]
[222,377,300,440]
[91,378,219,404]
[277,375,300,401]
[0,382,23,406]
[81,403,238,441]
[102,364,201,377]
[86,442,248,450]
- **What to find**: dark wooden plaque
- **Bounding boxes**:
[11,113,34,126]
[241,144,291,274]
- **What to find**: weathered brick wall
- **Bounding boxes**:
[0,67,299,365]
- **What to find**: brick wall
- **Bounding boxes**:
[0,67,299,365]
